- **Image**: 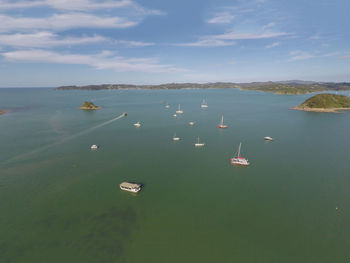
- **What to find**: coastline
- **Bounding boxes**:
[291,106,350,113]
[79,106,102,110]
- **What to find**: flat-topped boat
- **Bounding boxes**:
[120,182,142,193]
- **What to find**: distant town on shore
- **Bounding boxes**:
[56,81,350,95]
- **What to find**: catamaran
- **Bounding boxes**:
[176,104,184,114]
[230,143,250,166]
[218,115,228,129]
[194,137,205,147]
[133,121,141,127]
[201,99,208,108]
[173,133,180,141]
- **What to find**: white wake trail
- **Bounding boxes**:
[2,113,125,164]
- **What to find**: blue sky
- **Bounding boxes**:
[0,0,349,87]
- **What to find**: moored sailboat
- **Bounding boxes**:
[173,133,180,141]
[201,99,208,108]
[218,115,228,129]
[176,104,184,114]
[194,137,205,147]
[230,143,250,166]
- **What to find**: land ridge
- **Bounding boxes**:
[292,93,350,112]
[56,81,350,95]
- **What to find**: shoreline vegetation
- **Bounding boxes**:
[79,101,102,110]
[292,93,350,113]
[56,81,350,95]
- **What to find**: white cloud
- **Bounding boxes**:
[176,39,235,47]
[262,22,275,30]
[207,12,234,24]
[310,35,321,40]
[0,32,107,48]
[266,42,280,48]
[290,50,313,61]
[212,31,288,40]
[116,40,154,47]
[2,49,185,73]
[0,13,138,32]
[177,30,288,47]
[0,31,154,49]
[0,0,162,13]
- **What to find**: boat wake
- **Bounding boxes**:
[2,113,125,164]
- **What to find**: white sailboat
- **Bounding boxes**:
[189,121,195,126]
[165,103,170,109]
[201,99,208,108]
[133,121,141,127]
[230,143,250,166]
[176,104,184,114]
[194,137,205,147]
[218,115,228,129]
[173,133,180,141]
[264,136,274,141]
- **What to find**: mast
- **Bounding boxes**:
[197,137,200,143]
[221,115,224,125]
[238,143,241,157]
[178,104,180,110]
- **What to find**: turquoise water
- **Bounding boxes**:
[1,88,350,262]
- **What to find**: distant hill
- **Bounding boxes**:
[293,93,350,112]
[56,81,350,95]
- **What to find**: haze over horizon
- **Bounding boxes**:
[0,0,349,87]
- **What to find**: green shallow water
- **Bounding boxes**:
[1,88,350,263]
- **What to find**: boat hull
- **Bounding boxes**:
[230,158,250,166]
[218,125,228,129]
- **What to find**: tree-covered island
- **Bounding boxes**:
[79,101,102,110]
[293,93,350,112]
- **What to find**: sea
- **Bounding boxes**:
[1,88,350,263]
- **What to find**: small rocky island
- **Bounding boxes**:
[293,93,350,112]
[79,101,102,110]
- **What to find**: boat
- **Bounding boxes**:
[201,99,208,108]
[189,121,195,126]
[175,104,184,114]
[264,136,274,141]
[119,182,142,193]
[173,114,177,117]
[91,144,99,150]
[133,121,141,127]
[194,137,205,147]
[230,143,250,166]
[122,112,127,117]
[173,133,180,141]
[218,115,228,129]
[165,104,170,109]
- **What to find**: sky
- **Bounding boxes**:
[0,0,349,87]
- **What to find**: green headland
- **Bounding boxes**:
[293,93,350,112]
[79,101,102,110]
